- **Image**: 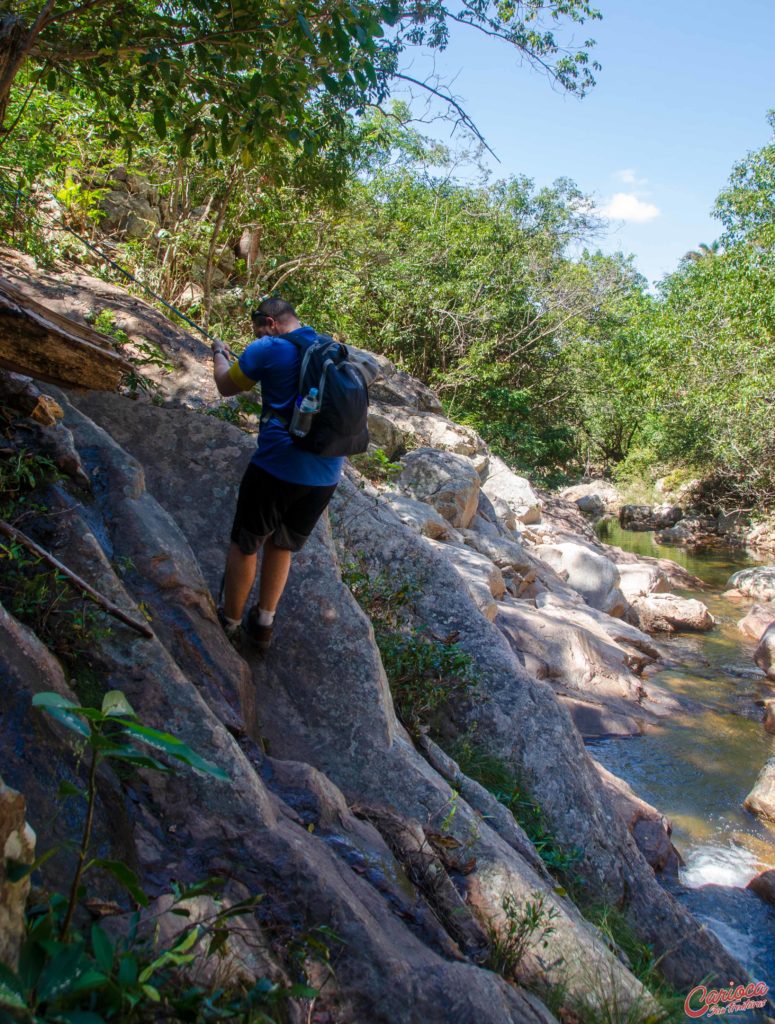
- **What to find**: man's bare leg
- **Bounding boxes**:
[258,539,292,613]
[223,542,257,621]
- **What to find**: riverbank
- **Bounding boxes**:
[591,521,775,978]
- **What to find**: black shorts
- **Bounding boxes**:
[230,463,337,555]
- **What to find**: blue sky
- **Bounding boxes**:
[398,0,775,284]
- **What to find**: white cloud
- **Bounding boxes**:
[599,193,660,223]
[615,168,639,184]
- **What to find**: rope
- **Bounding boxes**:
[0,174,235,353]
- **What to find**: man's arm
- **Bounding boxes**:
[212,344,255,397]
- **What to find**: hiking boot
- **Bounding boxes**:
[243,606,274,653]
[217,605,241,644]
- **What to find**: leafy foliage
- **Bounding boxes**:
[484,891,558,980]
[0,692,311,1023]
[1,0,601,161]
[452,741,581,877]
[341,559,477,732]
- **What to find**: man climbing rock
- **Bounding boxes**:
[210,298,345,651]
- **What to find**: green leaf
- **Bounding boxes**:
[90,924,113,974]
[117,721,229,780]
[288,983,318,998]
[141,984,160,1002]
[117,954,137,987]
[32,693,90,738]
[91,860,149,907]
[99,746,169,772]
[35,945,88,1001]
[65,969,109,996]
[101,691,135,718]
[0,963,25,1010]
[153,108,167,140]
[296,12,315,43]
[57,781,84,800]
[32,692,78,711]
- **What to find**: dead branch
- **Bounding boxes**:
[0,518,154,638]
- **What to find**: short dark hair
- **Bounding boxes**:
[251,297,296,321]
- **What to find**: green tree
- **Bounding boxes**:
[0,1,601,158]
[714,109,775,248]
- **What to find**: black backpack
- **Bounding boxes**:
[281,333,378,457]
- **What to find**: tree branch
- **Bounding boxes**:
[0,518,154,638]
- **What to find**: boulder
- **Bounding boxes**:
[0,779,35,968]
[744,518,775,557]
[397,448,480,529]
[620,504,657,530]
[747,869,775,905]
[655,517,715,545]
[754,622,775,680]
[531,542,626,617]
[367,410,404,459]
[727,566,775,603]
[494,599,649,715]
[763,700,775,735]
[381,492,455,540]
[629,594,714,633]
[559,480,622,513]
[427,541,505,620]
[70,388,747,999]
[737,603,775,642]
[617,562,670,600]
[620,504,683,531]
[481,456,542,526]
[99,190,160,239]
[368,363,443,413]
[574,493,605,516]
[591,761,682,877]
[458,530,533,573]
[68,393,661,1017]
[369,402,487,466]
[744,758,775,822]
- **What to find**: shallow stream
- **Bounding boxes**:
[589,522,775,979]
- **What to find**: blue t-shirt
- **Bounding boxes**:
[233,326,344,487]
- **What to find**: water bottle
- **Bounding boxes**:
[289,387,319,438]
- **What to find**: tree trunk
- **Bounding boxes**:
[0,14,29,131]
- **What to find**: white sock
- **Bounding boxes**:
[222,612,241,629]
[258,608,275,627]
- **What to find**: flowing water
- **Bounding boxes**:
[589,522,775,979]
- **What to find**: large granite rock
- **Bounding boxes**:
[619,504,678,531]
[754,622,775,680]
[381,492,456,540]
[617,562,670,599]
[397,448,481,528]
[738,603,775,641]
[370,401,488,466]
[728,567,775,602]
[99,190,160,239]
[629,594,714,633]
[747,869,775,905]
[427,540,505,620]
[559,480,622,514]
[14,392,560,1023]
[530,542,627,617]
[69,393,747,996]
[744,758,775,822]
[481,456,542,526]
